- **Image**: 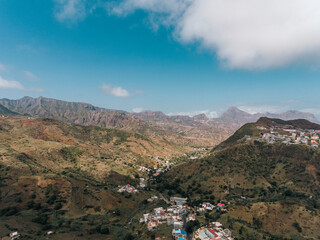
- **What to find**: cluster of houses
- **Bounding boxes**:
[138,165,170,177]
[140,197,194,239]
[196,202,227,213]
[139,166,152,172]
[140,197,232,240]
[1,230,55,239]
[117,184,139,194]
[147,195,159,203]
[0,232,21,240]
[257,125,320,148]
[193,222,233,240]
[154,156,172,167]
[139,178,147,188]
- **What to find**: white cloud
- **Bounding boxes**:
[24,71,40,81]
[107,0,320,69]
[132,107,144,113]
[168,109,218,118]
[0,76,24,90]
[238,105,287,114]
[101,84,131,97]
[54,0,86,22]
[0,75,44,92]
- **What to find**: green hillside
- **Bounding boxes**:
[161,118,320,240]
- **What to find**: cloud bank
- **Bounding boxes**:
[56,0,320,69]
[101,84,131,97]
[168,109,218,118]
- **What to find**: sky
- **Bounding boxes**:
[1,0,320,118]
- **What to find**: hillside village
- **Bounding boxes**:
[256,125,320,148]
[140,197,233,240]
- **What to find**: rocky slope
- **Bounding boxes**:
[0,104,20,116]
[0,97,236,147]
[131,111,238,146]
[0,96,145,130]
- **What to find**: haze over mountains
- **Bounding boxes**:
[0,96,317,126]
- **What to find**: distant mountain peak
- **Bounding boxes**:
[192,113,208,121]
[217,106,319,125]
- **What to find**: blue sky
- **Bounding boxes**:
[1,0,320,117]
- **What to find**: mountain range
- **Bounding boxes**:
[0,96,317,149]
[217,106,319,125]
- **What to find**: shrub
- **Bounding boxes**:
[32,214,48,225]
[54,202,62,210]
[47,195,57,205]
[70,221,82,231]
[33,203,42,210]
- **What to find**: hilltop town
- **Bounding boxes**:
[256,124,320,148]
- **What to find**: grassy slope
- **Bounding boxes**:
[0,116,189,239]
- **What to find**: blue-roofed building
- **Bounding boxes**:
[172,229,187,238]
[181,210,188,215]
[200,231,208,239]
[177,238,187,240]
[177,201,184,205]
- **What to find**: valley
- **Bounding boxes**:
[0,98,319,240]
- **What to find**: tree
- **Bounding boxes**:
[114,208,121,216]
[293,221,302,232]
[99,225,109,234]
[33,203,42,210]
[124,233,135,240]
[54,202,62,210]
[27,200,35,209]
[253,217,263,229]
[185,220,200,234]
